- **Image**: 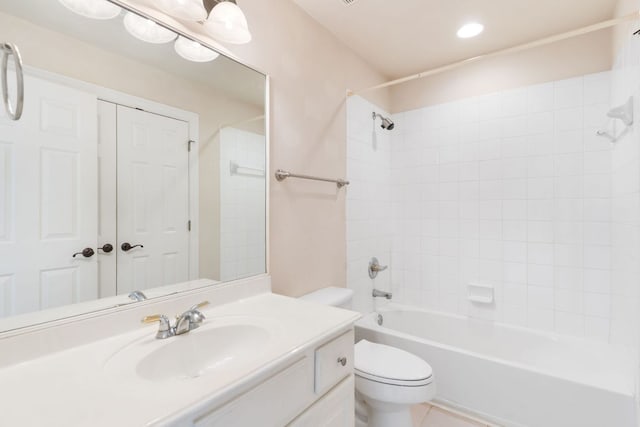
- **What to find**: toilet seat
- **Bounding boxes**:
[355,340,433,387]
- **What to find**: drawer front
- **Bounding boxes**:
[194,357,313,427]
[314,330,354,395]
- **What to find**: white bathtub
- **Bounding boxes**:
[355,305,637,427]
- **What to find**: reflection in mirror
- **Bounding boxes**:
[0,0,267,329]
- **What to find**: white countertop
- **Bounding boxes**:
[0,293,360,427]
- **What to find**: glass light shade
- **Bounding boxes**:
[174,36,220,62]
[57,0,121,20]
[123,12,177,44]
[156,0,207,22]
[204,1,252,45]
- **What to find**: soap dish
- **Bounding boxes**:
[467,283,494,304]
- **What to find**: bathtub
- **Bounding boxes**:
[355,304,637,427]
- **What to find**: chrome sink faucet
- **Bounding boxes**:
[142,301,210,339]
[128,290,147,302]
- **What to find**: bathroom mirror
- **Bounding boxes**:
[0,0,267,331]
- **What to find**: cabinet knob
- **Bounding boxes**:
[337,357,347,367]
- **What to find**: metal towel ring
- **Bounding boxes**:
[1,43,24,121]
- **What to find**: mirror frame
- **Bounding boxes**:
[0,0,271,335]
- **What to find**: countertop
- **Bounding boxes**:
[0,293,360,426]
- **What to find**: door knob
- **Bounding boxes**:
[73,248,95,258]
[121,243,144,252]
[98,244,114,253]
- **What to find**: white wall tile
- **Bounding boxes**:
[347,66,633,345]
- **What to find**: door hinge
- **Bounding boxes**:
[188,140,195,152]
[188,220,192,231]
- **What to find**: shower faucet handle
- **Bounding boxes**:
[368,257,388,279]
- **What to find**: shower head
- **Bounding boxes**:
[373,112,395,130]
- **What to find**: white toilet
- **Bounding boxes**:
[300,287,435,427]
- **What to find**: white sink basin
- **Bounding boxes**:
[104,318,276,382]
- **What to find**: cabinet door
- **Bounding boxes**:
[288,375,355,427]
[193,357,314,427]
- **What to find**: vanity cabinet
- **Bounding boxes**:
[288,376,355,427]
[188,329,355,427]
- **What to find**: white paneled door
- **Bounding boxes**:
[0,75,98,317]
[97,101,117,299]
[116,106,190,294]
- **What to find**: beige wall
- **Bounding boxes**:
[122,0,390,297]
[0,10,264,281]
[230,0,390,296]
[389,30,613,113]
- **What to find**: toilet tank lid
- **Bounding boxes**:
[300,287,354,307]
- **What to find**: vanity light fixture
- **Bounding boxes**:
[457,22,484,39]
[174,36,220,62]
[157,0,208,22]
[57,0,121,20]
[204,0,252,45]
[123,12,178,44]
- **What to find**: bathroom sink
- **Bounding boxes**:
[104,320,274,382]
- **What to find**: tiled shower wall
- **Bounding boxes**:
[346,97,393,314]
[348,62,640,344]
[219,127,266,282]
[389,72,616,341]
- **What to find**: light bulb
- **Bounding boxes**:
[156,0,207,21]
[57,0,121,20]
[123,12,177,44]
[457,22,484,39]
[174,36,220,62]
[204,1,252,45]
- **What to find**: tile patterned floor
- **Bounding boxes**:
[411,403,492,427]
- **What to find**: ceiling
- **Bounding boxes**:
[293,0,619,79]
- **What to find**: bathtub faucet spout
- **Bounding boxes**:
[372,289,392,300]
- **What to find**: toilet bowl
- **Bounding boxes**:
[355,339,435,427]
[300,287,436,427]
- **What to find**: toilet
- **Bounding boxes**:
[300,287,435,427]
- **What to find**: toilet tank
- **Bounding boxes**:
[300,287,354,309]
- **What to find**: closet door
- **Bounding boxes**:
[97,101,117,298]
[0,75,98,317]
[116,106,190,294]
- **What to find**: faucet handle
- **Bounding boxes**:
[142,314,175,339]
[189,301,210,311]
[188,301,209,328]
[368,257,388,279]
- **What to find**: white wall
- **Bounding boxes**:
[346,97,393,313]
[219,128,266,281]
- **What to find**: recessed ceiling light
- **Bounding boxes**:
[457,22,484,39]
